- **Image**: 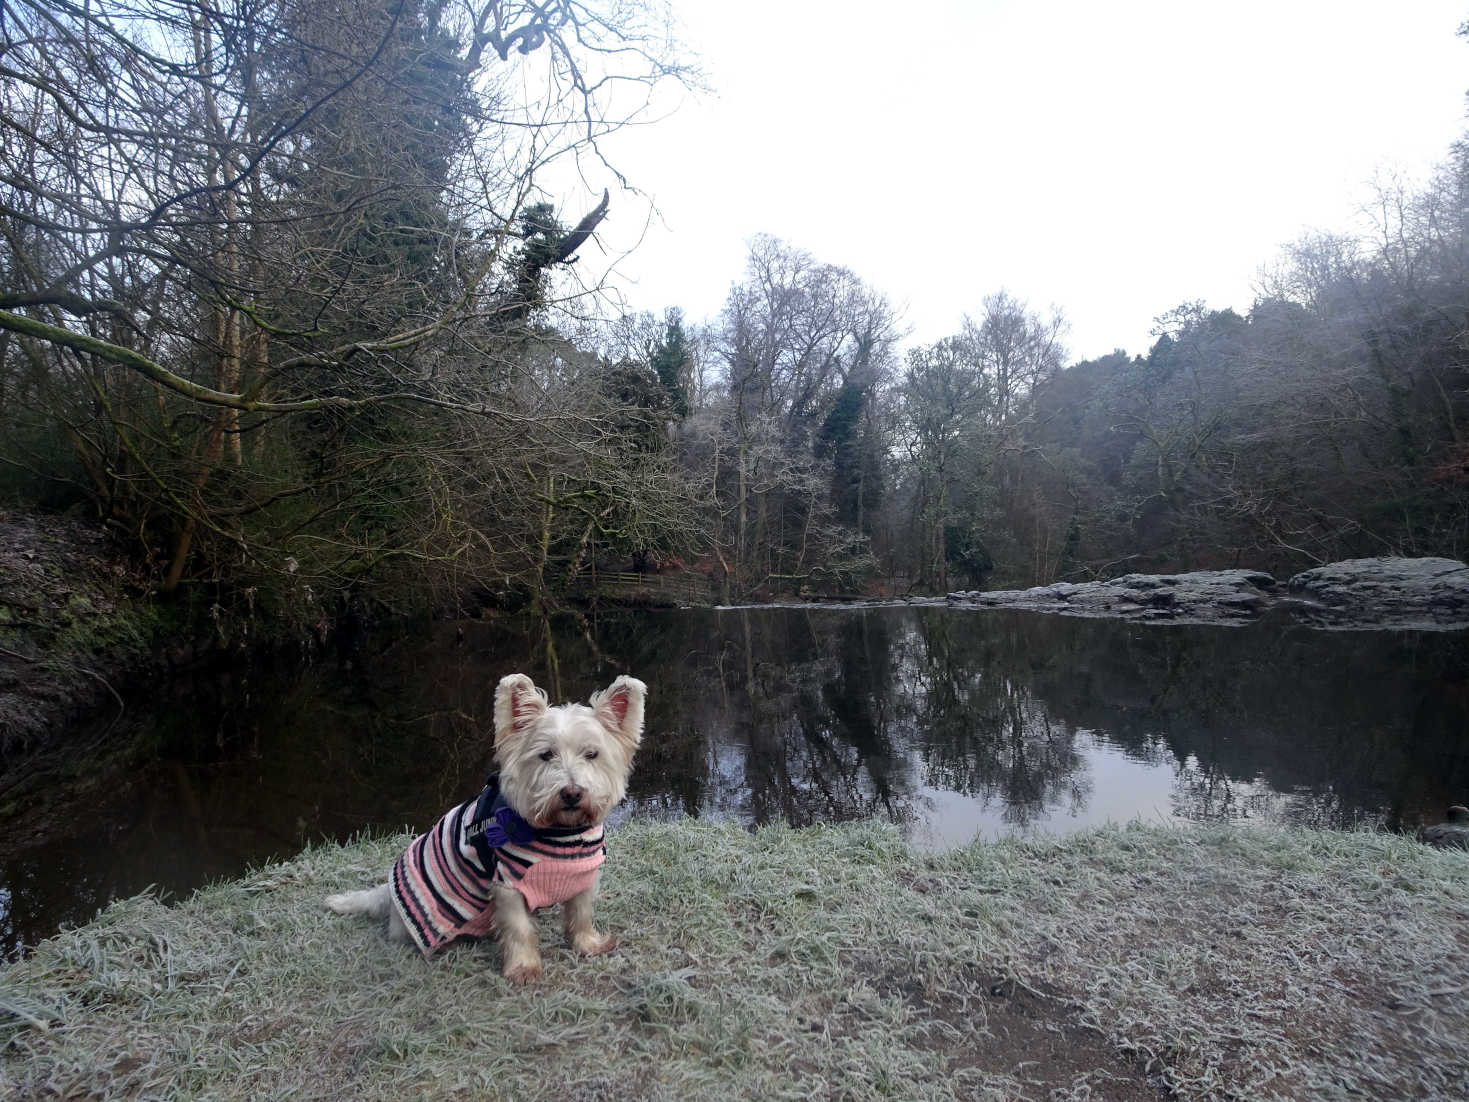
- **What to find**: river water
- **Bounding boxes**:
[2,605,1466,955]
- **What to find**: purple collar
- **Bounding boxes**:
[481,802,536,847]
[470,774,587,848]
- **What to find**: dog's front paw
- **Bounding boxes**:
[504,959,544,985]
[572,930,618,957]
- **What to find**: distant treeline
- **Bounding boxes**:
[2,1,1464,620]
[641,138,1469,595]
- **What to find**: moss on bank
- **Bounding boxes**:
[2,820,1466,1101]
[0,509,376,754]
[0,511,180,750]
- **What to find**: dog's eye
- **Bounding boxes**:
[585,749,599,760]
[538,750,554,762]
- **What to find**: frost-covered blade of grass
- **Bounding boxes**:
[2,820,1466,1101]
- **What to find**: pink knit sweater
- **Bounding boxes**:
[391,794,606,958]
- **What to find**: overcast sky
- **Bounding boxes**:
[565,1,1468,363]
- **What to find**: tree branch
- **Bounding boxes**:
[0,308,511,417]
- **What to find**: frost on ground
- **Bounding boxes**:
[2,819,1466,1101]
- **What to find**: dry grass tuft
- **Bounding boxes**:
[3,820,1466,1100]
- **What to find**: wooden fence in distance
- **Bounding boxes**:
[566,570,717,606]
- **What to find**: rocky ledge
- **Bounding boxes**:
[946,556,1469,630]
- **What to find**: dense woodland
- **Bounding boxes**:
[2,0,1467,623]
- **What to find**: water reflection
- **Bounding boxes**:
[2,606,1466,954]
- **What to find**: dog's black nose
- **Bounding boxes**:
[560,785,585,807]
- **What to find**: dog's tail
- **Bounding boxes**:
[324,884,392,919]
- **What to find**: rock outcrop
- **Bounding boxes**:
[947,569,1276,625]
[1285,557,1469,628]
[1418,806,1469,850]
[945,557,1469,630]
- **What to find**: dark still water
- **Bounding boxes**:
[3,606,1467,954]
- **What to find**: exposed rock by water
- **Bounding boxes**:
[947,556,1469,630]
[947,568,1276,625]
[1286,556,1469,628]
[1418,806,1469,850]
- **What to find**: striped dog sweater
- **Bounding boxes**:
[391,777,606,958]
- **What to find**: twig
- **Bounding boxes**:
[74,665,125,718]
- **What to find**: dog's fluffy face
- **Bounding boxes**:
[493,674,646,829]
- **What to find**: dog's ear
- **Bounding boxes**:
[494,673,548,750]
[590,675,646,756]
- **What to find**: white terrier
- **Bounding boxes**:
[325,672,646,984]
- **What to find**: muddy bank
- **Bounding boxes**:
[2,819,1466,1100]
[0,510,379,754]
[944,556,1469,629]
[0,511,169,752]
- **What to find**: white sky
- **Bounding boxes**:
[565,0,1468,363]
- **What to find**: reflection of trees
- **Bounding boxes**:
[1170,754,1380,830]
[1005,613,1469,830]
[623,605,1103,833]
[1169,756,1272,823]
[598,606,1469,835]
[726,610,922,828]
[898,612,1091,827]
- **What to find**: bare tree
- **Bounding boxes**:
[895,292,1067,590]
[0,0,693,598]
[960,290,1067,429]
[706,236,898,596]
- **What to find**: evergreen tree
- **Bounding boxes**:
[648,308,693,417]
[262,0,476,342]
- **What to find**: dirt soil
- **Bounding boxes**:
[0,510,155,751]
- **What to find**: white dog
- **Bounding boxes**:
[325,673,646,984]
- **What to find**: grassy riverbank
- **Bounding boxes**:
[3,820,1466,1101]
